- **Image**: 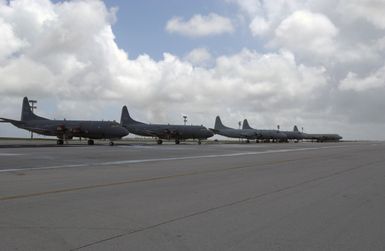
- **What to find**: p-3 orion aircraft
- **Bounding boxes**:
[242,119,288,142]
[210,116,259,143]
[0,97,128,145]
[120,106,213,144]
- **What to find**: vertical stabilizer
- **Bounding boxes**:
[214,116,230,130]
[21,97,48,121]
[242,119,253,129]
[293,125,299,132]
[120,106,142,125]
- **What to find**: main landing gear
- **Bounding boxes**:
[87,139,94,145]
[157,139,163,145]
[57,139,64,145]
[175,139,180,144]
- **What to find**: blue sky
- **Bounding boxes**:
[104,0,260,60]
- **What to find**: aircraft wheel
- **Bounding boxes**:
[175,139,180,144]
[198,140,202,145]
[109,141,114,146]
[87,139,94,145]
[157,139,163,145]
[246,139,250,143]
[57,139,64,145]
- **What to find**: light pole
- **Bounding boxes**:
[29,100,37,139]
[183,115,188,125]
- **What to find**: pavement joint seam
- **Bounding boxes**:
[0,151,340,202]
[71,158,385,250]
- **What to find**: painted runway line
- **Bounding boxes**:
[0,153,24,156]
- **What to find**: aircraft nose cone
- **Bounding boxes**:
[116,126,129,137]
[207,129,214,137]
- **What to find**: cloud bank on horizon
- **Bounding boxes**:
[0,0,385,139]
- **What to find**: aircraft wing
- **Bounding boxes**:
[209,128,219,134]
[25,127,52,134]
[241,132,256,137]
[142,130,160,137]
[142,128,180,138]
[163,128,179,136]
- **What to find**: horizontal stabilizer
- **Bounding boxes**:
[0,117,23,125]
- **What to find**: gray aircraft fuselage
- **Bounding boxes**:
[281,131,303,140]
[120,106,213,144]
[0,97,128,145]
[288,125,342,142]
[211,116,259,140]
[10,119,128,140]
[242,119,288,141]
[213,128,257,139]
[302,133,342,142]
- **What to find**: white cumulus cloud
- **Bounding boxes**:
[0,0,328,132]
[249,16,270,36]
[1,0,385,140]
[339,65,385,91]
[184,48,212,65]
[165,13,234,37]
[0,18,26,61]
[338,0,385,29]
[273,10,338,58]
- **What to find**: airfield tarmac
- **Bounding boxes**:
[0,140,384,250]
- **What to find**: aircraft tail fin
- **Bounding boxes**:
[214,116,229,130]
[242,119,253,129]
[21,97,48,121]
[293,125,299,132]
[120,106,142,126]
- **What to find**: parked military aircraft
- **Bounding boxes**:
[0,97,128,145]
[210,116,258,142]
[283,126,342,142]
[242,119,288,142]
[280,125,303,142]
[302,131,342,142]
[120,106,213,144]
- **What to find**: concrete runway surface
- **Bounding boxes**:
[0,141,384,250]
